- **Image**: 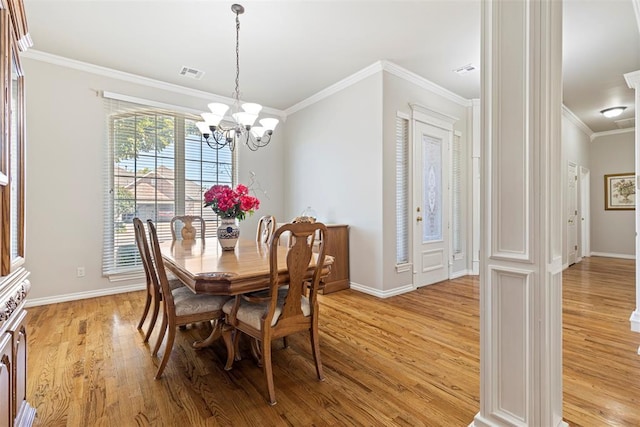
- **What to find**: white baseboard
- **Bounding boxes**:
[25,283,146,307]
[450,269,472,279]
[349,282,415,298]
[590,252,636,260]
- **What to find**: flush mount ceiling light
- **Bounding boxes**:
[196,4,279,152]
[600,106,627,118]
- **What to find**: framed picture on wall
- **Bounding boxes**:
[604,173,636,210]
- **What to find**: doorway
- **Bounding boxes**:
[580,166,590,259]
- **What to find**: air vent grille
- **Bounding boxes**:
[179,66,204,80]
[453,64,477,75]
[615,117,635,129]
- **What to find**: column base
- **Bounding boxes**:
[470,413,569,427]
[629,309,640,332]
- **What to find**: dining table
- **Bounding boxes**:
[159,237,334,348]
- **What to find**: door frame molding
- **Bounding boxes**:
[410,103,458,281]
[579,166,590,260]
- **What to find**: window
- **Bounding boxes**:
[396,115,409,266]
[103,95,234,275]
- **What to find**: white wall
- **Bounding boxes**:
[284,66,472,296]
[381,71,471,292]
[22,56,285,303]
[561,111,591,265]
[284,73,384,291]
[590,130,635,257]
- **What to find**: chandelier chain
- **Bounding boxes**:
[234,11,241,105]
[197,4,278,152]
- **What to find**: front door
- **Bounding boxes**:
[413,120,450,287]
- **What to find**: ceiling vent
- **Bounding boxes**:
[179,66,204,80]
[453,64,476,75]
[615,117,635,129]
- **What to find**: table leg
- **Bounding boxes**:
[192,319,222,349]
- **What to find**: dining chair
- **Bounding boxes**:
[146,220,232,379]
[222,221,328,405]
[170,215,206,241]
[133,218,185,344]
[256,215,276,244]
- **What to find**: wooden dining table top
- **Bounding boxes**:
[159,237,334,296]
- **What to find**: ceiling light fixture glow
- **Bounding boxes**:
[196,4,278,152]
[600,106,627,118]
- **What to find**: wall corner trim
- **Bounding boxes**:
[561,104,593,137]
[284,61,385,116]
[590,127,635,142]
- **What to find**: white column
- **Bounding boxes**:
[472,1,566,426]
[624,70,640,347]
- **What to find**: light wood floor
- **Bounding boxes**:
[26,256,640,426]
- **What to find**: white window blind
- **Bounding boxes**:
[396,116,409,265]
[452,132,463,256]
[103,96,234,275]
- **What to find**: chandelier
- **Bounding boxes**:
[196,4,279,152]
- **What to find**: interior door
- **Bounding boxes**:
[580,166,590,258]
[567,162,578,265]
[413,121,450,287]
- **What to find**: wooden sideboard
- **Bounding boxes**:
[0,268,33,427]
[319,224,350,294]
[277,223,350,294]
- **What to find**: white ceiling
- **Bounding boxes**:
[23,0,640,134]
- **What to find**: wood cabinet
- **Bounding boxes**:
[0,0,33,426]
[0,334,12,427]
[320,224,350,294]
[277,223,350,294]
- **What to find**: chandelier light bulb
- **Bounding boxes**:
[259,117,279,131]
[207,103,230,117]
[201,112,223,127]
[196,122,210,134]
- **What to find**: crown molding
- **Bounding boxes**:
[561,104,593,137]
[590,127,635,142]
[285,59,473,116]
[625,69,640,88]
[381,60,472,107]
[633,0,640,39]
[284,61,385,116]
[21,49,287,118]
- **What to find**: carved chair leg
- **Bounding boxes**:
[152,313,168,357]
[155,325,175,379]
[262,339,277,405]
[310,319,324,381]
[222,325,236,371]
[137,292,152,331]
[250,338,263,367]
[144,295,161,344]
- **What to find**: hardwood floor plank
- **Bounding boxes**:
[26,256,640,426]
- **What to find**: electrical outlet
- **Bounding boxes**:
[77,267,85,278]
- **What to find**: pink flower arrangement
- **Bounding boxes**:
[204,184,260,220]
